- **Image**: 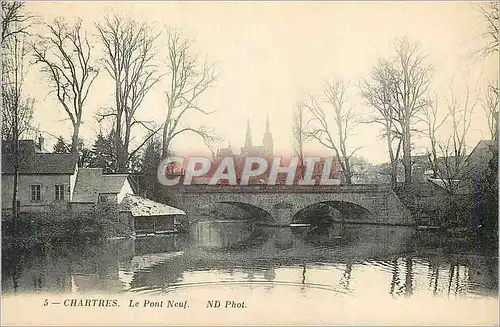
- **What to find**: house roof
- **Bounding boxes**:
[2,141,78,174]
[469,140,496,154]
[71,168,104,203]
[3,140,37,153]
[71,168,131,203]
[102,174,130,193]
[466,140,496,163]
[427,177,471,195]
[119,194,185,217]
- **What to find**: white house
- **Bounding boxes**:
[1,139,79,213]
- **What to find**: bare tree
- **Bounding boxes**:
[1,0,33,223]
[2,35,28,222]
[481,83,499,140]
[479,1,499,57]
[1,0,32,42]
[360,60,402,189]
[390,39,432,186]
[435,79,478,194]
[324,79,358,184]
[470,1,499,143]
[419,93,449,179]
[162,29,218,158]
[1,95,35,141]
[32,18,99,154]
[96,15,162,172]
[292,101,306,178]
[304,78,357,184]
[362,38,432,187]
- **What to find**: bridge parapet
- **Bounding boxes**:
[167,184,394,194]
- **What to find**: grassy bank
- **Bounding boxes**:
[2,203,130,252]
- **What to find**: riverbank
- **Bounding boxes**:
[413,227,498,258]
[1,207,130,253]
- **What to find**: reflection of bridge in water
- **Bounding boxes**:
[1,227,497,299]
[190,221,416,259]
[166,185,413,226]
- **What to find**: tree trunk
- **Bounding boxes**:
[117,144,127,173]
[332,146,349,185]
[115,109,127,173]
[11,150,19,231]
[339,140,352,185]
[11,37,20,231]
[428,135,438,179]
[298,152,304,180]
[11,108,20,230]
[390,160,398,189]
[402,121,412,187]
[71,123,80,154]
[161,121,169,158]
[385,120,398,189]
[343,159,352,185]
[121,116,133,173]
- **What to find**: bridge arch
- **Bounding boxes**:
[216,201,274,223]
[292,200,374,225]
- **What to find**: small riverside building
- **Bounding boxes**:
[119,194,187,235]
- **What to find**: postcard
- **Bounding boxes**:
[1,1,498,326]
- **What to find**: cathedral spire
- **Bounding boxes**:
[245,119,253,148]
[263,115,273,156]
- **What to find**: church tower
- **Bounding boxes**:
[244,119,253,148]
[263,115,273,156]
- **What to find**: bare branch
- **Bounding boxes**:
[1,0,33,43]
[292,101,306,162]
[302,78,357,184]
[481,82,499,140]
[96,14,162,172]
[359,37,432,187]
[432,75,478,194]
[162,28,218,157]
[32,17,99,153]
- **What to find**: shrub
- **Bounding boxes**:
[2,203,131,250]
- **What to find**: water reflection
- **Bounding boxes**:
[2,221,498,300]
[191,221,274,251]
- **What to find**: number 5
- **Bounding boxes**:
[44,299,48,306]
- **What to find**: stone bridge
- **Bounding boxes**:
[167,184,414,226]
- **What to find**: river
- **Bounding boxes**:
[2,221,497,298]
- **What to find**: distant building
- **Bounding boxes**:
[463,140,496,178]
[186,117,343,185]
[409,139,497,193]
[239,116,274,158]
[201,117,275,184]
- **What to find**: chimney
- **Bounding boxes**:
[38,134,44,152]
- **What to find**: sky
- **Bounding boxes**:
[24,1,498,164]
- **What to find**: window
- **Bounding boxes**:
[31,185,41,201]
[55,185,65,201]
